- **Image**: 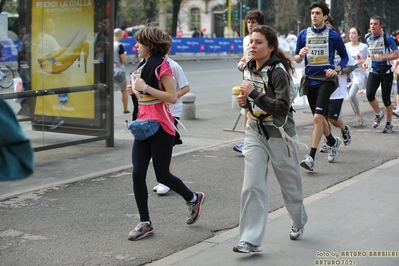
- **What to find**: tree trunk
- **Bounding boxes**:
[0,0,5,12]
[344,0,365,42]
[171,0,181,37]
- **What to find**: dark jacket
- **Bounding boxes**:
[243,55,297,138]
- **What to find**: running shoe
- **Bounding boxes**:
[353,116,363,128]
[300,155,314,171]
[327,137,341,163]
[128,222,154,241]
[373,113,384,128]
[123,110,131,114]
[186,192,205,225]
[48,117,64,130]
[233,142,244,153]
[393,109,399,118]
[290,227,304,240]
[233,241,262,253]
[156,183,170,195]
[341,125,351,146]
[382,123,394,134]
[319,141,328,153]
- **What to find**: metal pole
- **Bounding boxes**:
[258,0,261,10]
[228,0,231,37]
[239,1,242,37]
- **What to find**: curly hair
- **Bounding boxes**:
[310,0,330,16]
[245,9,265,25]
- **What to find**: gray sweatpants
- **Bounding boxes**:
[239,125,308,246]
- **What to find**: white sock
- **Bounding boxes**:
[189,193,197,203]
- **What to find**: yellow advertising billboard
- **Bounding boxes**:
[32,0,95,119]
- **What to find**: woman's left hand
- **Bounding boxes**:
[240,80,254,96]
[134,78,146,92]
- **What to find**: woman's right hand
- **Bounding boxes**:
[237,90,248,107]
[126,85,138,97]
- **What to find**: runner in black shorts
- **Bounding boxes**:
[294,1,349,171]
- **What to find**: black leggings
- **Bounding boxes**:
[131,126,193,222]
[366,72,393,107]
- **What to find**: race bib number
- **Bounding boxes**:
[367,35,385,61]
[306,28,329,66]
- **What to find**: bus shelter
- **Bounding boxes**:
[0,1,115,151]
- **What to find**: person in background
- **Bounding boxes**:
[393,58,399,117]
[95,17,110,83]
[234,9,265,153]
[153,43,191,195]
[126,26,204,241]
[286,30,298,59]
[345,26,368,127]
[233,25,307,254]
[192,28,200,38]
[362,15,399,133]
[319,16,354,153]
[295,0,348,171]
[113,29,130,114]
[0,98,34,181]
[121,25,129,38]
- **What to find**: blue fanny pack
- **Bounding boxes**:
[127,119,160,141]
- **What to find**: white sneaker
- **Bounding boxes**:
[152,185,158,192]
[156,183,170,195]
[300,155,314,171]
[233,241,262,253]
[327,137,341,163]
[290,227,304,240]
[319,143,328,153]
[393,109,399,118]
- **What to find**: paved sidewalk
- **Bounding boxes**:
[146,159,399,266]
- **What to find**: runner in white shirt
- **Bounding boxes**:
[286,31,298,59]
[234,9,265,153]
[152,55,191,195]
[345,27,369,127]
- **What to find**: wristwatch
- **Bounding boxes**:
[335,65,342,72]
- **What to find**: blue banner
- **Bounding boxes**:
[1,38,242,63]
[121,37,243,55]
[0,40,20,63]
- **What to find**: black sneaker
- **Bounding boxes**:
[341,125,351,146]
[382,123,394,133]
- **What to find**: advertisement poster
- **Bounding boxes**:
[32,0,95,119]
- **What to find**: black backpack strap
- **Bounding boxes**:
[266,61,280,89]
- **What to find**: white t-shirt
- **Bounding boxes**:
[345,42,368,74]
[345,42,368,88]
[243,35,250,61]
[167,57,189,117]
[286,33,298,50]
[330,46,356,100]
